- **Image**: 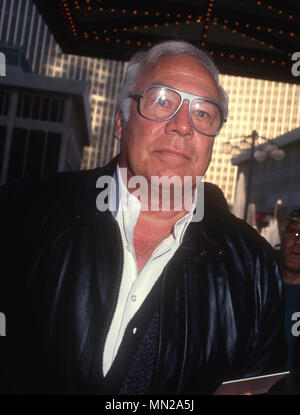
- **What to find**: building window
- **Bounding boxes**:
[7,128,62,181]
[16,93,64,122]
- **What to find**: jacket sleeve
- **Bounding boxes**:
[240,243,287,388]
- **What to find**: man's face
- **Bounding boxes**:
[281,221,300,274]
[115,55,221,185]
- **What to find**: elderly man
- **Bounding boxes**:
[0,40,286,395]
[280,209,300,393]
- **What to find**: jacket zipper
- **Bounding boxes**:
[151,258,188,394]
[101,220,126,378]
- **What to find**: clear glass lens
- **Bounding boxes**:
[190,99,222,135]
[139,86,222,135]
[140,87,180,120]
[285,227,300,240]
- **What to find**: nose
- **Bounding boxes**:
[165,101,194,137]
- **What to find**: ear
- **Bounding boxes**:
[114,110,123,141]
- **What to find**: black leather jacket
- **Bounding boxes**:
[0,160,286,394]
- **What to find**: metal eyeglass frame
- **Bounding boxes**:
[285,228,300,241]
[129,84,227,137]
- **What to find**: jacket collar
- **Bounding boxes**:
[70,156,227,259]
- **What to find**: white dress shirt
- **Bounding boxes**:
[102,165,197,376]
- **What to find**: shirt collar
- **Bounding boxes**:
[109,164,141,218]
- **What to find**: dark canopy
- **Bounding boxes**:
[33,0,300,84]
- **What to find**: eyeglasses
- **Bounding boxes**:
[129,84,226,137]
[284,227,300,241]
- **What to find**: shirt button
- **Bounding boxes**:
[131,295,136,302]
[133,327,137,335]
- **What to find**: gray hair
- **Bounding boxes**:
[118,40,229,125]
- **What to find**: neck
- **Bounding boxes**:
[138,206,187,225]
[119,166,196,219]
